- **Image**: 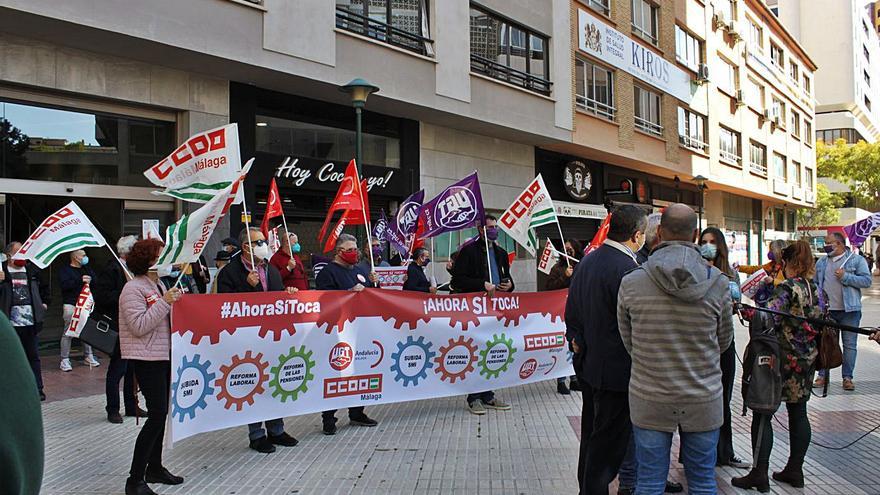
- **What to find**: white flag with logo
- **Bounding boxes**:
[537,238,560,275]
[144,124,243,203]
[499,174,558,255]
[13,202,108,269]
[155,161,251,267]
[64,283,94,338]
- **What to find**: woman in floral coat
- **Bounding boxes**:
[732,240,822,492]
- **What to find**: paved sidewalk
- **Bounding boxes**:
[39,289,880,494]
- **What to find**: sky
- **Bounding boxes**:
[1,102,100,145]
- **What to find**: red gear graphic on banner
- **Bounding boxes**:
[434,336,478,383]
[215,351,269,411]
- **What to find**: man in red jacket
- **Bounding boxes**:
[269,228,308,291]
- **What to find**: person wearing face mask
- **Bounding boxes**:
[813,231,872,391]
[564,205,647,495]
[698,228,749,471]
[738,239,788,306]
[269,228,308,291]
[451,215,515,415]
[358,237,390,272]
[315,233,380,435]
[59,249,99,371]
[217,227,300,453]
[0,241,50,401]
[403,247,435,293]
[158,264,197,294]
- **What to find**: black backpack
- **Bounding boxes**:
[740,309,782,415]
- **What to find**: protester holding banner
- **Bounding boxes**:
[402,247,434,293]
[269,228,308,291]
[118,238,184,495]
[92,235,145,424]
[315,233,380,434]
[59,249,99,371]
[0,242,49,401]
[217,227,301,453]
[451,216,514,415]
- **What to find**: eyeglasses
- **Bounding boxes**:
[251,239,267,247]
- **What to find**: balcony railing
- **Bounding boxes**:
[470,54,552,95]
[720,149,742,166]
[576,95,616,121]
[750,161,768,177]
[635,116,663,136]
[336,6,433,56]
[679,134,707,153]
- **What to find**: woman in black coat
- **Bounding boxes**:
[403,248,435,293]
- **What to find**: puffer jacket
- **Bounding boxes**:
[119,275,171,361]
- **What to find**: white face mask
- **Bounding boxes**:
[252,244,272,261]
[157,265,172,278]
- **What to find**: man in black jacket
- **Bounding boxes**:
[565,205,646,495]
[217,227,300,454]
[402,247,434,293]
[92,235,145,424]
[451,215,514,415]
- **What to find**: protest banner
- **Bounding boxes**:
[418,172,485,239]
[14,202,108,269]
[741,268,768,301]
[387,190,424,257]
[374,266,408,290]
[64,282,94,338]
[169,288,570,442]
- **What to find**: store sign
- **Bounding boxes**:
[554,201,606,220]
[275,156,395,192]
[578,9,694,103]
[563,161,592,200]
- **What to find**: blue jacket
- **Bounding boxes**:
[814,249,872,312]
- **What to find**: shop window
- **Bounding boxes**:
[677,107,706,152]
[335,0,433,56]
[255,115,400,168]
[0,100,174,187]
[631,0,659,45]
[469,6,551,95]
[575,58,615,120]
[634,86,662,136]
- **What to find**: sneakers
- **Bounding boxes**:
[728,456,752,469]
[812,376,826,388]
[84,355,101,367]
[249,436,277,453]
[843,378,855,391]
[108,412,124,424]
[350,415,378,427]
[557,381,571,395]
[468,400,487,415]
[60,358,72,372]
[484,398,511,410]
[268,431,299,446]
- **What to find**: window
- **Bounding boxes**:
[748,19,763,52]
[750,141,767,176]
[786,210,796,232]
[745,77,764,110]
[805,167,814,190]
[631,0,659,45]
[866,95,873,112]
[634,86,662,136]
[675,26,702,72]
[792,160,802,187]
[771,96,785,125]
[770,43,784,70]
[576,58,615,120]
[864,44,870,62]
[716,0,734,23]
[469,7,551,95]
[773,208,784,230]
[773,152,786,179]
[804,120,812,145]
[789,61,799,84]
[335,0,432,55]
[790,110,801,139]
[803,74,811,93]
[584,0,610,16]
[816,128,865,144]
[716,58,737,95]
[677,107,706,152]
[719,127,741,165]
[865,70,871,87]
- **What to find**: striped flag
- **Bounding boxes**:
[155,161,251,267]
[13,202,108,269]
[64,282,94,338]
[499,174,558,255]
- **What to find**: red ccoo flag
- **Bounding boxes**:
[260,178,284,237]
[583,212,611,257]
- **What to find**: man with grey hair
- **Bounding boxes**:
[316,233,380,435]
[94,235,143,423]
[636,212,662,265]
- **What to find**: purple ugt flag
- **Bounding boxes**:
[387,189,425,257]
[372,210,389,242]
[418,172,486,239]
[844,212,880,247]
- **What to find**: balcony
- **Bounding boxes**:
[470,54,552,95]
[635,116,663,136]
[805,189,815,203]
[336,5,433,56]
[773,178,790,196]
[577,95,616,121]
[749,161,767,177]
[719,149,742,167]
[679,135,707,153]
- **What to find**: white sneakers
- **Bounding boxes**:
[60,355,101,370]
[84,355,101,367]
[60,358,72,372]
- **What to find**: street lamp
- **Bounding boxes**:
[693,175,708,227]
[340,78,380,176]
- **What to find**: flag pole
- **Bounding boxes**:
[355,164,375,271]
[240,184,257,270]
[554,221,571,268]
[483,230,494,286]
[106,245,133,280]
[172,263,190,290]
[430,237,436,280]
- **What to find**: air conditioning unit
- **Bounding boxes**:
[696,63,710,83]
[713,13,727,29]
[735,89,746,106]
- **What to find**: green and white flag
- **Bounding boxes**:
[143,124,243,203]
[498,174,558,255]
[14,202,108,269]
[155,161,251,267]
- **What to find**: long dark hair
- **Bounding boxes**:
[700,227,735,278]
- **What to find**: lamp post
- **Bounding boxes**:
[340,78,380,176]
[693,175,708,228]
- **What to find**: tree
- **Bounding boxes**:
[816,138,880,208]
[798,182,842,230]
[0,117,29,156]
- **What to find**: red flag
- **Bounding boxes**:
[583,212,612,257]
[507,252,516,265]
[323,214,349,253]
[318,160,367,242]
[260,178,284,237]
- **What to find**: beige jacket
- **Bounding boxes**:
[119,275,171,361]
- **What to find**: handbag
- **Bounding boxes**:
[79,313,118,355]
[807,283,843,371]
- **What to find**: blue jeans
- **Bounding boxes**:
[248,419,284,441]
[633,426,719,495]
[818,310,861,380]
[618,431,637,489]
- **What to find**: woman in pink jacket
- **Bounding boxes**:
[118,238,182,495]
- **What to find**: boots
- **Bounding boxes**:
[731,464,770,493]
[772,464,805,488]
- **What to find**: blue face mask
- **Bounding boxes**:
[80,256,89,266]
[291,243,301,254]
[170,270,181,278]
[699,243,717,260]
